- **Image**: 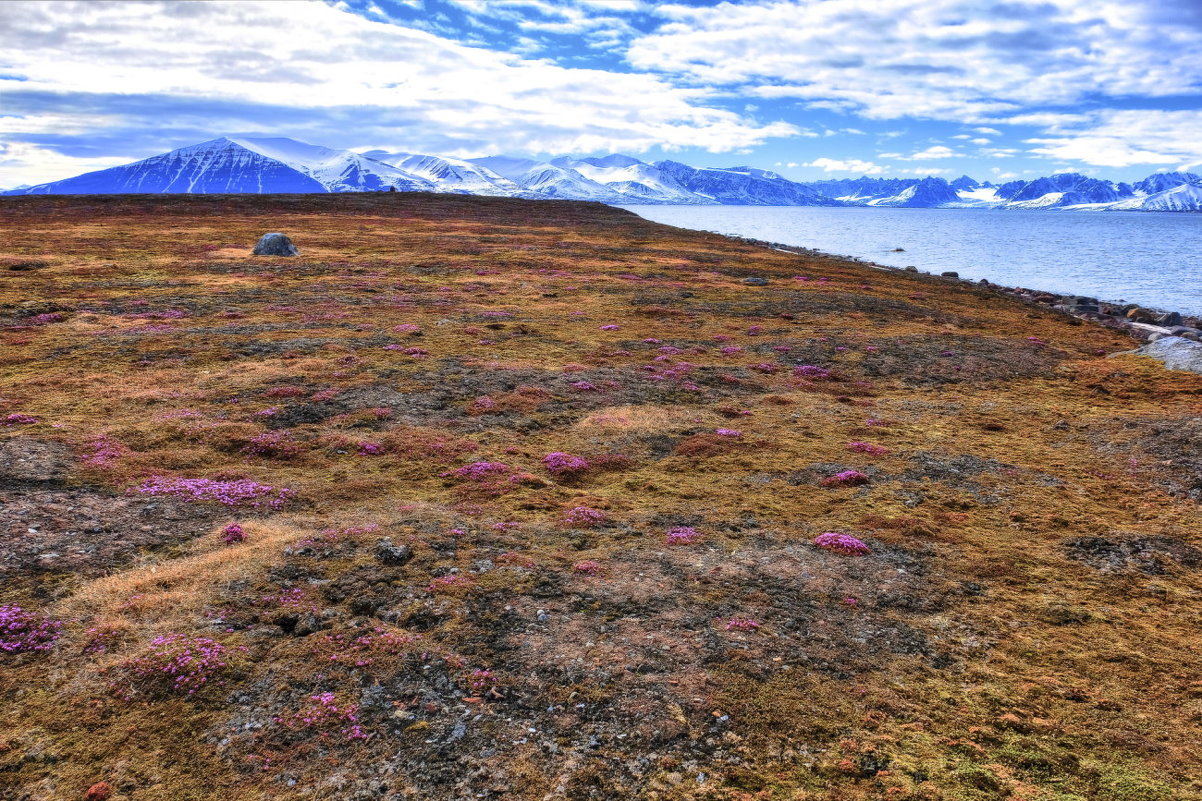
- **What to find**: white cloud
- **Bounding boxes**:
[974,127,1003,136]
[902,145,958,160]
[969,137,990,145]
[0,0,794,164]
[1023,109,1202,168]
[803,157,887,174]
[629,1,1202,123]
[897,166,952,175]
[0,141,128,187]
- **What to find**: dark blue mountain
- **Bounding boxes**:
[654,161,841,205]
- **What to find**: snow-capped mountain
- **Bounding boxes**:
[11,137,431,195]
[511,162,629,203]
[653,161,840,206]
[868,177,962,208]
[5,135,1200,211]
[1134,172,1201,195]
[361,151,524,196]
[548,156,707,204]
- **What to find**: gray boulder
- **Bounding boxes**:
[742,277,770,286]
[252,232,299,256]
[1116,336,1202,374]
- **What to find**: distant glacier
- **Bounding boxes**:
[5,135,1201,212]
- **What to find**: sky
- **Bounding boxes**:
[2,0,1201,188]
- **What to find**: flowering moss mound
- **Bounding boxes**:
[1,193,1200,800]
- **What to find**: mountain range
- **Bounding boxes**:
[6,136,1201,212]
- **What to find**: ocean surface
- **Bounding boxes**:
[622,205,1202,316]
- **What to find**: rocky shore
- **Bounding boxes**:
[730,234,1202,346]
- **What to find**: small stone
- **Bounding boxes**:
[252,232,299,256]
[374,537,413,566]
[741,277,770,286]
[940,271,959,278]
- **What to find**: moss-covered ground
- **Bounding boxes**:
[1,193,1200,800]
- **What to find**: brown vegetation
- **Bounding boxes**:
[0,193,1200,800]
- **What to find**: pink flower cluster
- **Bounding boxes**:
[356,441,383,456]
[124,633,232,695]
[220,523,246,545]
[444,461,512,480]
[81,435,128,468]
[724,616,761,631]
[563,506,608,527]
[242,431,302,459]
[572,560,603,576]
[599,324,620,331]
[821,470,870,487]
[29,312,66,325]
[2,413,38,427]
[665,526,701,545]
[276,692,367,741]
[426,574,471,593]
[322,628,419,667]
[470,396,499,412]
[714,428,742,438]
[469,668,496,691]
[813,532,871,556]
[135,476,293,509]
[793,365,832,380]
[846,442,890,456]
[0,605,63,653]
[542,451,589,476]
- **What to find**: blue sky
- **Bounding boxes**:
[2,0,1201,187]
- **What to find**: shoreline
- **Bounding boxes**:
[722,234,1202,344]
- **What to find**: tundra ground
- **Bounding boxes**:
[1,194,1200,801]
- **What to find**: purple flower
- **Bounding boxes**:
[813,532,871,556]
[81,435,127,468]
[1,413,38,427]
[123,633,231,695]
[135,476,293,509]
[714,428,742,438]
[599,324,620,331]
[242,431,302,459]
[724,616,761,631]
[821,470,870,487]
[0,606,62,653]
[846,441,890,456]
[793,365,832,380]
[572,560,603,576]
[220,523,246,545]
[542,451,589,476]
[564,506,608,526]
[444,461,512,480]
[426,574,470,593]
[665,526,701,545]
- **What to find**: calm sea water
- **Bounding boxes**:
[622,205,1202,316]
